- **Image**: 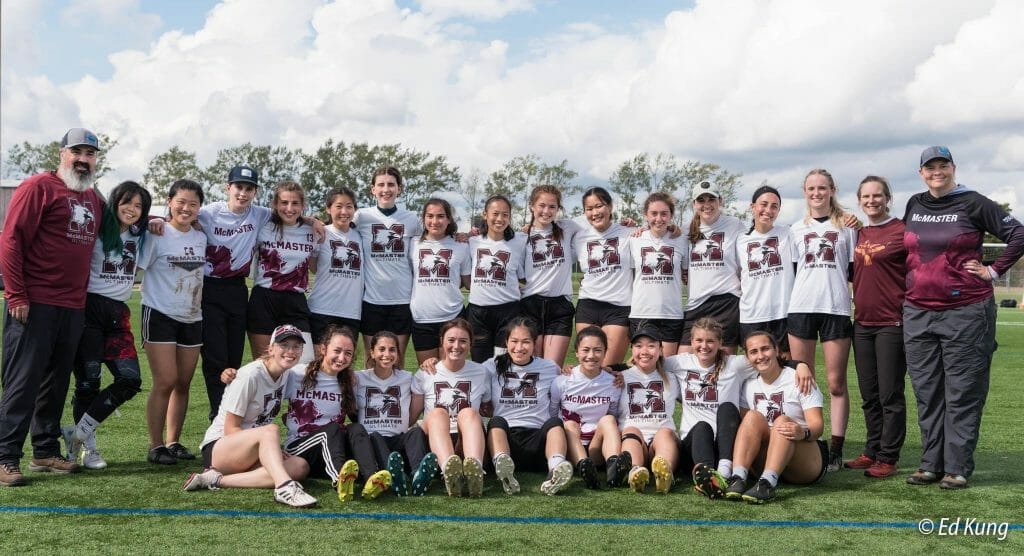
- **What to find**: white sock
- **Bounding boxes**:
[547,454,566,471]
[761,470,779,487]
[717,459,733,478]
[733,466,748,481]
[76,414,100,437]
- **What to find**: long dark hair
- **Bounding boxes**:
[369,330,401,370]
[743,330,788,369]
[99,180,151,258]
[481,195,515,241]
[575,325,608,350]
[270,181,307,239]
[420,198,458,239]
[302,325,357,418]
[323,187,358,225]
[493,316,538,376]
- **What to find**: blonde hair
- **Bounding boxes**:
[803,169,845,228]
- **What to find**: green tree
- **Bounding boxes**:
[143,146,203,206]
[484,155,578,226]
[2,134,119,180]
[203,144,303,206]
[457,168,486,230]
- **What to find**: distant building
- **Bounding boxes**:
[1,179,19,228]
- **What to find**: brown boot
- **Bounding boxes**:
[1,463,28,486]
[29,456,81,474]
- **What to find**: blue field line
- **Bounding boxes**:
[2,505,1022,531]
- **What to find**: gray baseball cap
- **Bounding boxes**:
[920,146,953,167]
[691,180,721,201]
[61,128,100,150]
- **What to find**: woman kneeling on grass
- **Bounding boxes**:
[724,331,826,504]
[182,324,315,508]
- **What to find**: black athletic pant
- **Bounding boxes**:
[853,324,907,464]
[200,277,248,421]
[72,294,142,423]
[678,402,740,472]
[0,303,84,464]
[347,423,428,481]
[284,422,349,483]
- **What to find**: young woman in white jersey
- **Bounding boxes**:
[308,188,363,345]
[680,181,746,354]
[573,187,635,366]
[64,181,151,470]
[140,179,207,465]
[248,181,317,361]
[736,186,796,357]
[182,325,316,508]
[618,329,679,494]
[485,317,574,496]
[787,169,856,471]
[549,326,627,489]
[344,331,435,499]
[521,185,580,367]
[410,198,471,364]
[412,319,490,497]
[466,195,528,363]
[354,166,423,365]
[724,331,827,504]
[629,192,689,355]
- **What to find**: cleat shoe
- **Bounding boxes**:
[844,454,875,470]
[493,453,520,495]
[337,460,359,502]
[578,458,601,490]
[609,452,632,488]
[939,474,968,490]
[28,456,80,474]
[442,455,464,497]
[167,443,196,461]
[692,463,727,499]
[865,461,898,479]
[906,469,940,486]
[387,452,409,497]
[0,463,28,487]
[540,460,574,496]
[463,457,484,497]
[62,425,84,464]
[82,432,107,470]
[742,478,776,504]
[628,466,649,493]
[604,455,619,487]
[183,468,223,491]
[826,452,842,473]
[724,475,747,500]
[275,480,317,508]
[147,446,177,465]
[362,470,392,500]
[411,453,438,496]
[651,456,673,494]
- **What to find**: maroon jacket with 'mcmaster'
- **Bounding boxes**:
[903,185,1024,311]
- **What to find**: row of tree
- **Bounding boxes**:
[2,137,748,227]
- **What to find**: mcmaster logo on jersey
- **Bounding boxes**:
[434,381,471,414]
[627,381,666,415]
[330,240,361,270]
[684,371,718,402]
[364,386,402,418]
[691,232,725,262]
[530,233,564,262]
[803,231,838,263]
[640,246,674,275]
[475,249,511,280]
[67,197,97,237]
[499,372,539,399]
[101,239,137,276]
[419,248,453,278]
[256,387,284,426]
[753,391,785,425]
[586,238,620,269]
[371,224,405,253]
[746,237,783,271]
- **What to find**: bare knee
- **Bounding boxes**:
[563,420,581,434]
[457,407,481,426]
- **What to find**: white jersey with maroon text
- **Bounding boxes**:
[202,359,289,448]
[735,225,797,323]
[468,233,528,306]
[138,225,206,323]
[740,366,824,428]
[308,224,363,319]
[549,367,621,446]
[410,237,471,322]
[788,218,856,316]
[87,230,141,302]
[573,223,635,306]
[617,366,678,442]
[413,361,492,433]
[254,221,316,292]
[354,368,414,437]
[666,353,755,437]
[486,356,560,429]
[522,219,580,298]
[199,202,272,279]
[629,230,689,319]
[283,365,346,445]
[686,215,745,310]
[354,207,422,305]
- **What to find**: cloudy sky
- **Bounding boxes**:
[2,0,1022,223]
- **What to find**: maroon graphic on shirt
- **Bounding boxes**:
[803,231,838,263]
[418,248,452,278]
[67,197,97,236]
[560,407,582,424]
[434,381,472,414]
[753,391,785,424]
[691,232,725,262]
[683,371,718,402]
[586,238,620,269]
[371,224,405,253]
[627,381,665,415]
[206,244,240,276]
[364,386,402,418]
[259,247,310,291]
[289,398,323,437]
[746,236,783,271]
[102,239,137,276]
[330,240,361,270]
[499,372,539,399]
[530,233,564,262]
[640,246,674,275]
[474,249,511,280]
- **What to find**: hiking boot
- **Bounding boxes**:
[540,460,573,496]
[628,466,649,493]
[939,474,968,490]
[442,454,464,497]
[651,456,673,494]
[275,480,317,508]
[166,443,196,461]
[864,461,898,479]
[578,458,601,490]
[183,468,223,491]
[0,463,27,487]
[906,469,940,486]
[411,453,438,496]
[692,462,727,499]
[463,457,484,497]
[609,452,632,488]
[844,454,875,470]
[724,475,747,500]
[387,452,409,497]
[742,478,776,504]
[493,452,519,495]
[28,456,81,474]
[361,470,392,500]
[147,446,177,465]
[337,460,359,502]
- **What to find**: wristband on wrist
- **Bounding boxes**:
[803,427,811,441]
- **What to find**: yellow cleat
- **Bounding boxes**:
[361,470,393,500]
[652,456,673,494]
[337,460,359,503]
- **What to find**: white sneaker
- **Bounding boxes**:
[82,431,107,470]
[274,480,317,508]
[62,425,85,463]
[183,468,223,491]
[540,460,574,496]
[493,452,519,495]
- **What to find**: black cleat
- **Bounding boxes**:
[741,478,776,504]
[578,458,601,490]
[724,475,747,500]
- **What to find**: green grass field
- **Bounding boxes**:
[2,291,1023,554]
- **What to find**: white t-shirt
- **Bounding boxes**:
[666,353,756,437]
[87,230,140,302]
[138,225,206,323]
[283,365,347,446]
[629,230,689,319]
[486,356,560,429]
[308,224,363,319]
[199,202,272,279]
[573,223,635,306]
[468,233,528,306]
[549,367,621,446]
[201,359,289,448]
[736,226,797,323]
[412,361,492,433]
[254,221,316,292]
[522,219,580,299]
[686,215,745,310]
[410,237,471,322]
[617,366,679,443]
[354,368,414,437]
[740,366,824,429]
[354,207,422,305]
[788,218,856,316]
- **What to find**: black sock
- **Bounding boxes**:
[830,435,845,456]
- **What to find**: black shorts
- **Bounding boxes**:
[575,298,630,328]
[247,286,311,335]
[200,439,218,469]
[740,318,790,352]
[787,313,853,342]
[520,295,575,337]
[629,318,684,343]
[81,293,138,361]
[360,302,413,336]
[488,416,564,472]
[411,309,466,352]
[682,294,740,346]
[310,312,360,345]
[141,305,202,347]
[814,439,829,483]
[466,301,520,346]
